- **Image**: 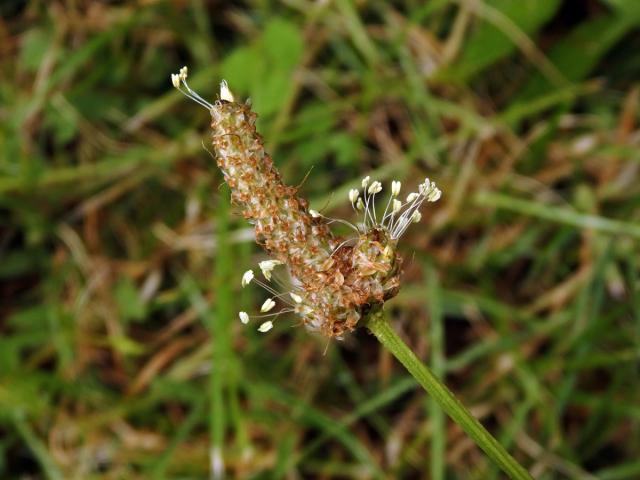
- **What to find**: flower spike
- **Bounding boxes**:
[174,66,442,337]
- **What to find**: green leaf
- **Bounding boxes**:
[109,335,146,356]
[262,18,304,72]
[220,17,303,118]
[220,46,261,94]
[19,28,53,73]
[115,277,146,322]
[445,0,562,81]
[516,12,637,101]
[601,0,640,18]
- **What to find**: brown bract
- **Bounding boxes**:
[210,100,402,337]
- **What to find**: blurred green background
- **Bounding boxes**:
[2,0,640,478]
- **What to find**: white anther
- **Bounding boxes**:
[411,211,422,223]
[290,292,303,303]
[241,270,254,287]
[220,79,235,102]
[309,209,321,218]
[428,188,442,202]
[258,321,273,333]
[349,189,359,204]
[260,298,276,313]
[179,66,188,80]
[239,311,249,324]
[406,192,419,202]
[171,73,180,88]
[391,181,401,197]
[356,198,364,211]
[392,199,402,213]
[367,181,382,195]
[259,260,282,281]
[361,176,370,189]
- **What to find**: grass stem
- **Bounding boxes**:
[365,308,532,480]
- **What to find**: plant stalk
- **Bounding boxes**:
[365,308,532,480]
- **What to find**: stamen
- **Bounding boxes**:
[406,192,419,202]
[259,259,283,281]
[170,65,214,110]
[258,321,273,333]
[253,277,283,299]
[381,180,400,225]
[219,80,235,102]
[366,181,381,222]
[325,217,361,233]
[367,181,382,195]
[260,298,276,313]
[241,270,254,287]
[239,311,249,324]
[348,189,359,206]
[391,181,401,197]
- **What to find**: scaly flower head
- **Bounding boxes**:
[171,67,442,337]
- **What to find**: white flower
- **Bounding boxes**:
[259,260,282,281]
[239,311,249,324]
[220,80,235,102]
[391,180,401,197]
[361,176,370,189]
[367,181,382,195]
[258,320,273,333]
[290,292,303,303]
[348,189,359,204]
[241,270,254,287]
[260,298,276,313]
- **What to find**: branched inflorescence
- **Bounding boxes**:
[172,67,441,337]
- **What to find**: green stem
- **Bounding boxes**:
[365,308,532,480]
